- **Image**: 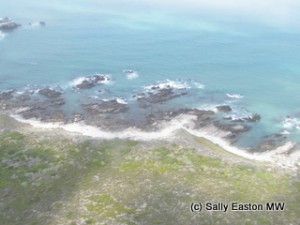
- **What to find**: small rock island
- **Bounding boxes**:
[0,17,21,31]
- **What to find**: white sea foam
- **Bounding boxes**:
[281,117,300,133]
[11,113,299,170]
[144,79,190,91]
[102,97,128,105]
[226,93,244,99]
[123,70,139,80]
[196,104,218,113]
[11,114,193,141]
[71,77,84,86]
[184,126,299,170]
[115,97,128,105]
[0,31,6,40]
[192,82,205,89]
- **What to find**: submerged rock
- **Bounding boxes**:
[38,88,62,98]
[28,21,46,27]
[254,133,288,151]
[50,98,65,106]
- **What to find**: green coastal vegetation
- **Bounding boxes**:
[0,115,299,225]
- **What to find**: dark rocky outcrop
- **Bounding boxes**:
[40,110,67,123]
[0,89,15,101]
[75,75,110,89]
[0,18,21,31]
[214,121,251,134]
[136,89,187,107]
[82,99,129,114]
[19,98,65,119]
[16,94,31,102]
[216,105,232,112]
[38,88,62,98]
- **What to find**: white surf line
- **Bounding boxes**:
[11,114,299,169]
[10,114,193,141]
[184,127,297,162]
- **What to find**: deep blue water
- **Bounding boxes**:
[1,0,300,146]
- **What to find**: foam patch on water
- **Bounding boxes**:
[226,93,244,99]
[192,82,205,89]
[102,97,128,105]
[281,117,300,134]
[0,31,6,40]
[123,70,139,80]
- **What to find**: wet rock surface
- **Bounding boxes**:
[0,89,15,101]
[15,94,31,102]
[0,18,21,31]
[82,99,129,114]
[40,110,67,123]
[135,88,188,108]
[214,121,251,133]
[38,88,62,98]
[216,105,232,112]
[75,75,110,89]
[0,76,270,150]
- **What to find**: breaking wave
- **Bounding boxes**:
[226,93,244,99]
[144,79,190,91]
[281,117,300,134]
[123,70,139,80]
[70,74,111,87]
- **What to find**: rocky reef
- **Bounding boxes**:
[0,74,272,150]
[38,88,62,98]
[74,75,110,89]
[0,17,21,31]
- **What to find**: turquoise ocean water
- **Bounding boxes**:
[1,0,300,147]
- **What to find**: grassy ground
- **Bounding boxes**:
[0,116,299,225]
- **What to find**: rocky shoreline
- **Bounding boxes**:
[0,74,294,154]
